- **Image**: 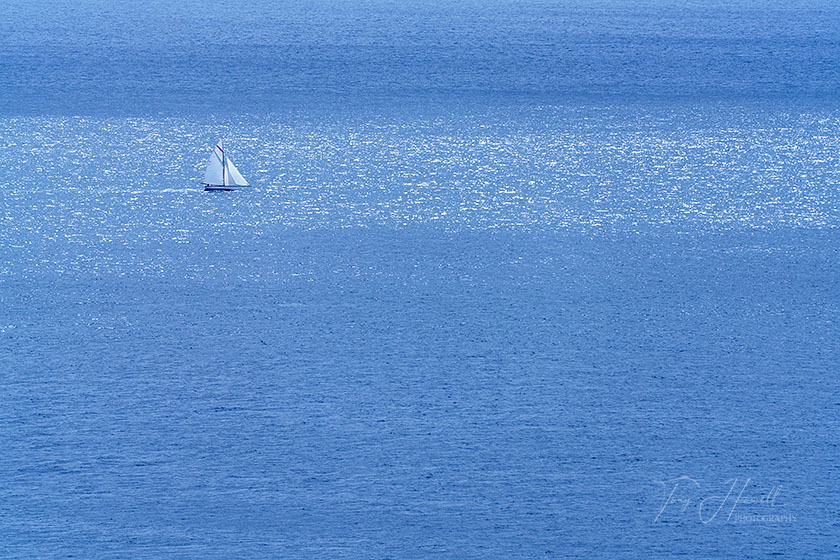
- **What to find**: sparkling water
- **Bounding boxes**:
[1,1,839,558]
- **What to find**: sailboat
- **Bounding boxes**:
[202,142,250,191]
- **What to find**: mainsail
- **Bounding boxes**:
[203,143,249,187]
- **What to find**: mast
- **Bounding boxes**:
[220,145,226,186]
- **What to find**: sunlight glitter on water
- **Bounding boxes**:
[1,104,839,280]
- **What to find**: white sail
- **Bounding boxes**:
[224,157,249,186]
[203,142,249,187]
[203,145,225,185]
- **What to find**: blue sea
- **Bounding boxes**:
[1,1,839,558]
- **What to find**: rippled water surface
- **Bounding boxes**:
[2,103,838,559]
[2,1,840,558]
